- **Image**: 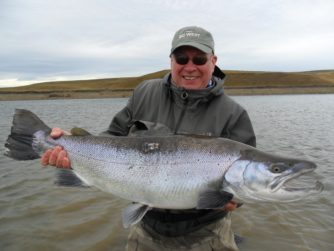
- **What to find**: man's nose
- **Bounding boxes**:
[183,60,197,71]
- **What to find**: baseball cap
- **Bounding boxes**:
[171,26,215,55]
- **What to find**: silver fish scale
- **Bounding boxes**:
[54,135,241,208]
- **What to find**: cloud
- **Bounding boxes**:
[0,0,333,87]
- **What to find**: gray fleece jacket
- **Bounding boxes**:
[106,69,256,147]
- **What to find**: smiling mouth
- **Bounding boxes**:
[183,76,198,80]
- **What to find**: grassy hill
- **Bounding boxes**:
[1,69,334,100]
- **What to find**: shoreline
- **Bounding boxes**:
[1,86,334,101]
[1,69,333,101]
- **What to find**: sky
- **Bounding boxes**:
[1,0,334,88]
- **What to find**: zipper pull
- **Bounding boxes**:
[181,91,188,100]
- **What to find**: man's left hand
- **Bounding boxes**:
[223,201,240,211]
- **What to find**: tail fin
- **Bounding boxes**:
[4,109,51,160]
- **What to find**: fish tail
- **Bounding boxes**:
[4,109,51,160]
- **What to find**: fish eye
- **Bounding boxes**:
[270,164,283,173]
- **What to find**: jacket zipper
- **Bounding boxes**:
[174,90,189,134]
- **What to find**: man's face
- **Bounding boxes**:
[170,46,217,90]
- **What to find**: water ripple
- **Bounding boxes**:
[1,95,333,251]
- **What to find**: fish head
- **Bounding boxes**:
[223,149,324,203]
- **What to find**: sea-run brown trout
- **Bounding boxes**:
[4,109,323,227]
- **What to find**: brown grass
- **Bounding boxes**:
[1,69,333,100]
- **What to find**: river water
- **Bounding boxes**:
[0,94,333,251]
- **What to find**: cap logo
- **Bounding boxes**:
[178,31,200,40]
[171,26,214,54]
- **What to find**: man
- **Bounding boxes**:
[42,26,256,251]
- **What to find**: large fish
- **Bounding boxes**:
[5,109,323,227]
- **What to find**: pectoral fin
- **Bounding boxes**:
[122,203,150,228]
[55,169,90,188]
[197,190,233,209]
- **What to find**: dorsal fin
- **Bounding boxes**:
[70,127,91,136]
[128,120,173,136]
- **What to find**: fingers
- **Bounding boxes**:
[223,201,238,212]
[61,156,71,169]
[40,146,71,169]
[56,150,66,167]
[41,149,53,166]
[56,150,71,169]
[40,127,72,169]
[49,146,63,165]
[50,127,64,138]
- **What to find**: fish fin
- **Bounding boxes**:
[4,109,51,160]
[128,120,173,136]
[236,203,243,208]
[122,203,150,228]
[234,234,244,245]
[70,127,92,136]
[197,190,234,209]
[54,169,90,187]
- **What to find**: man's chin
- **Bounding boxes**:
[180,81,203,90]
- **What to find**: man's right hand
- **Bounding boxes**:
[40,128,72,169]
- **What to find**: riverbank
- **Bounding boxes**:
[1,86,334,101]
[1,69,333,100]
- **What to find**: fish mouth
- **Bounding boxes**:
[269,162,323,193]
[282,180,324,193]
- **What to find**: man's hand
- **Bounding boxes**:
[40,128,72,169]
[223,201,239,212]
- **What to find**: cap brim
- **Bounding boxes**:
[171,42,213,54]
